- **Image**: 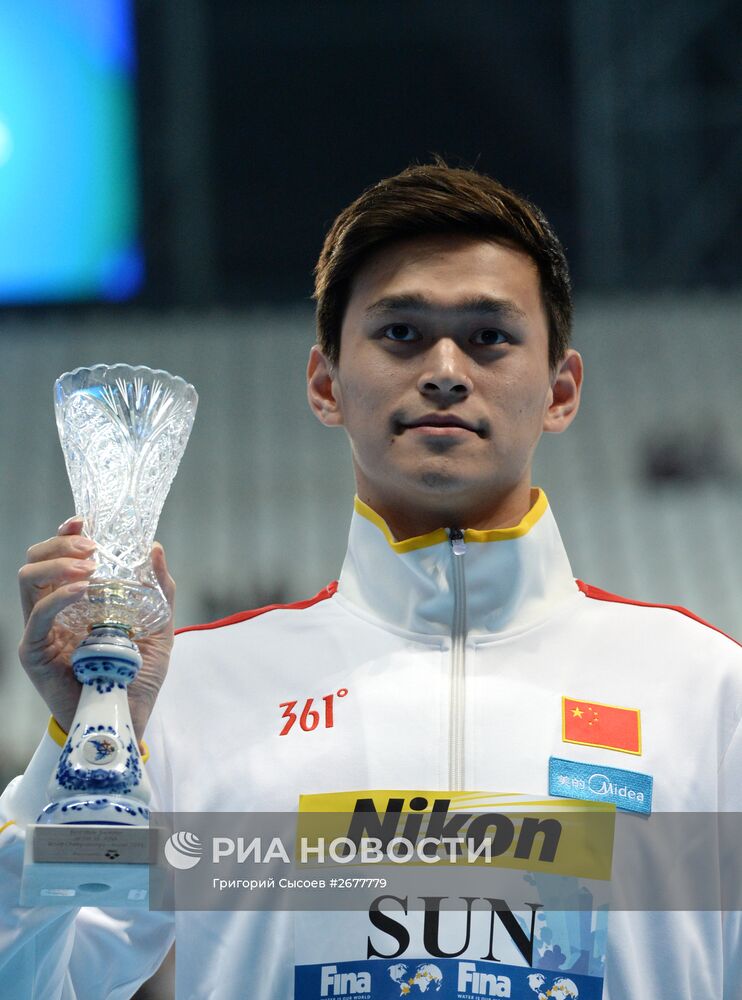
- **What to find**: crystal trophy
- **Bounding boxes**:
[21,364,197,907]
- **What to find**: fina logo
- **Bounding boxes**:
[164,831,203,870]
[527,974,579,998]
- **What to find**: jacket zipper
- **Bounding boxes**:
[448,527,467,790]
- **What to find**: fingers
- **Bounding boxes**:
[19,557,95,622]
[20,521,96,622]
[21,581,89,648]
[26,531,95,565]
[152,541,176,610]
[20,557,96,588]
[58,514,84,536]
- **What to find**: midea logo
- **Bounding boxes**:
[164,831,203,869]
[587,773,611,795]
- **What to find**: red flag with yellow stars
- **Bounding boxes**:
[562,697,642,755]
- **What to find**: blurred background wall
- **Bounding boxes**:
[0,2,740,996]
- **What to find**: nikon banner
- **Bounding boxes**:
[293,791,612,999]
[146,791,614,998]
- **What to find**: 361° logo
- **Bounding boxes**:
[278,689,348,735]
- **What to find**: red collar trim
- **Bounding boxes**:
[175,581,338,634]
[577,579,740,647]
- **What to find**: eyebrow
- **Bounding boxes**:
[364,293,528,322]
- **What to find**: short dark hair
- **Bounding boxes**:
[313,158,572,370]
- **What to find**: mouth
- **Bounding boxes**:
[399,414,485,437]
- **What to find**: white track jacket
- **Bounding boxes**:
[1,490,741,999]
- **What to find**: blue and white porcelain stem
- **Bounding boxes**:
[38,625,151,826]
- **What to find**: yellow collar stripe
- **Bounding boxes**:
[354,487,547,553]
[353,499,449,554]
[466,487,547,542]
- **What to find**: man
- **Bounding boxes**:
[1,161,740,998]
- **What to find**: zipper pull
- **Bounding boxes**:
[449,527,466,556]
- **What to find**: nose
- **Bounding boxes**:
[417,339,473,402]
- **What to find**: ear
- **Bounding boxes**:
[543,349,583,434]
[307,345,344,427]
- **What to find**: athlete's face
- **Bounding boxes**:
[308,233,582,534]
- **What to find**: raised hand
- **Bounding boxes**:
[18,516,175,741]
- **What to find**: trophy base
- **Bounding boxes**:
[56,579,170,640]
[38,794,150,826]
[20,823,163,909]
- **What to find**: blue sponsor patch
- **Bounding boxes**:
[295,958,604,999]
[549,755,653,815]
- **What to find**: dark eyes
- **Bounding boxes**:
[383,324,418,342]
[381,324,509,345]
[471,329,509,345]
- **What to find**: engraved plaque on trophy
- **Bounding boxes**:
[20,364,197,907]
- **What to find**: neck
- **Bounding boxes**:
[354,480,535,541]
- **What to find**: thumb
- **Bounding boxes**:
[152,541,175,610]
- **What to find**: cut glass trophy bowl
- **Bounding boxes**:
[54,363,198,638]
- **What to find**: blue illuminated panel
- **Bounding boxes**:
[0,0,142,303]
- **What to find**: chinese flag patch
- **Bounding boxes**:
[562,697,642,755]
